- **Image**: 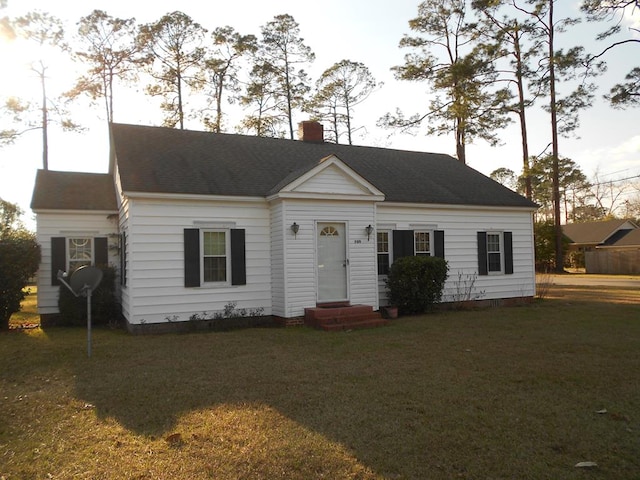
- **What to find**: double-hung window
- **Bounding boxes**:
[486,232,503,273]
[377,231,390,275]
[184,227,246,287]
[202,230,229,284]
[414,231,431,257]
[477,231,513,275]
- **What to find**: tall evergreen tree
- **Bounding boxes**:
[1,11,78,169]
[239,60,288,137]
[473,0,543,199]
[516,0,604,271]
[202,26,257,133]
[259,14,315,139]
[382,0,511,164]
[306,60,379,144]
[582,0,640,108]
[67,10,143,124]
[137,11,207,129]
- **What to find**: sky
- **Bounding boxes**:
[1,0,639,230]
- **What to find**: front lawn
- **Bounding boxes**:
[1,297,639,479]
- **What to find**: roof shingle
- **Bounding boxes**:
[31,170,118,211]
[111,123,537,208]
[562,219,637,245]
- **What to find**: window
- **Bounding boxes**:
[320,226,339,236]
[393,230,444,261]
[477,231,513,276]
[68,237,93,273]
[377,231,390,275]
[51,236,108,285]
[203,230,228,283]
[487,233,502,273]
[184,228,246,287]
[414,231,431,256]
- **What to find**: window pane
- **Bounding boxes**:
[204,232,226,255]
[68,238,92,272]
[377,231,389,253]
[377,231,390,275]
[487,234,501,253]
[204,257,226,282]
[415,231,430,254]
[488,252,502,272]
[377,254,390,275]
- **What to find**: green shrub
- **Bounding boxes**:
[386,256,449,315]
[0,230,41,329]
[58,265,121,327]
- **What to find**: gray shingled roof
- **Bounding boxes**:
[31,170,117,211]
[111,123,537,208]
[562,219,636,245]
[608,228,640,247]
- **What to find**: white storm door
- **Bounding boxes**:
[316,222,348,302]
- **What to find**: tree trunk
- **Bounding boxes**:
[514,26,532,200]
[40,65,49,171]
[548,1,563,273]
[177,68,184,130]
[455,117,466,164]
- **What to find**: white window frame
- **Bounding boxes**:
[486,231,504,274]
[67,237,94,273]
[201,229,231,285]
[376,230,392,276]
[414,230,432,257]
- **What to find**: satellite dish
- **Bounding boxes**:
[69,265,103,296]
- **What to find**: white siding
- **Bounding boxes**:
[292,164,370,195]
[270,201,286,317]
[281,199,378,317]
[376,205,536,305]
[119,194,131,321]
[124,197,271,324]
[35,211,119,314]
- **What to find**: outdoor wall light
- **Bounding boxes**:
[291,222,300,238]
[365,224,374,241]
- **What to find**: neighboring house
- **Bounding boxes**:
[563,219,640,274]
[31,121,538,332]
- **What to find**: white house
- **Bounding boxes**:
[31,121,537,332]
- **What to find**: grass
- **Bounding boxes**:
[7,285,38,329]
[1,289,639,479]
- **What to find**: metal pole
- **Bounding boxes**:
[87,289,92,358]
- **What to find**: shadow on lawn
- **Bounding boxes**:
[67,301,640,479]
[69,326,486,477]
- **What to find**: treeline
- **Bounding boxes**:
[1,1,637,169]
[1,10,381,157]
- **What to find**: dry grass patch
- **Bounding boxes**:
[1,296,639,479]
[544,284,640,304]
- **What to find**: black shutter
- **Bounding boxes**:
[504,231,514,275]
[184,228,200,287]
[94,237,108,266]
[477,232,488,276]
[120,232,127,286]
[434,230,445,259]
[51,237,66,285]
[231,229,246,286]
[392,230,414,260]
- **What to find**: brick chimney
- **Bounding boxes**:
[298,121,324,143]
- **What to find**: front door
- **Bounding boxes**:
[316,222,348,303]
